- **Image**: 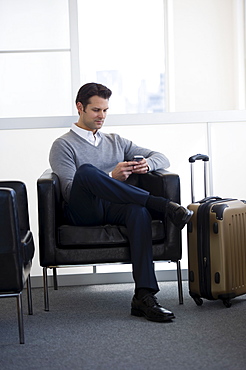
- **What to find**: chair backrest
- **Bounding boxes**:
[0,181,30,233]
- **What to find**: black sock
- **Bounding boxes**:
[145,195,169,214]
[135,288,154,299]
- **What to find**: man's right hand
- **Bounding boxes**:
[111,161,136,181]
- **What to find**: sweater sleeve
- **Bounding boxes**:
[119,136,170,171]
[49,138,76,203]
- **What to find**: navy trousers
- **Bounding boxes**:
[67,164,160,293]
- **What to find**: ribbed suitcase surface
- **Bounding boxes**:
[226,209,246,292]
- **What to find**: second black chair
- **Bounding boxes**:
[0,181,35,344]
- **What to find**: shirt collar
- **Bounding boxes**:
[71,123,102,146]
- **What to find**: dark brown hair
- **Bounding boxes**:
[75,83,112,110]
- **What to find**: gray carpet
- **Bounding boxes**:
[0,281,246,370]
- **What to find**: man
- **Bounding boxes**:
[49,83,193,323]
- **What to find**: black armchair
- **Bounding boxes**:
[0,181,35,344]
[37,169,183,311]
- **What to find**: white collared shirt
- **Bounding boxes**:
[71,123,102,146]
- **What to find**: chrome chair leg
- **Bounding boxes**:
[177,260,183,304]
[16,293,24,344]
[26,275,33,315]
[43,267,49,311]
[53,267,58,290]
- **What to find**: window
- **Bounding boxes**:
[1,0,244,121]
[77,0,166,114]
[0,0,72,118]
[0,0,166,118]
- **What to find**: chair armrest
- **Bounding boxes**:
[0,188,23,291]
[138,170,182,261]
[138,170,181,204]
[37,169,62,266]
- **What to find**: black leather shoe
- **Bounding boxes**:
[131,294,175,322]
[167,201,193,230]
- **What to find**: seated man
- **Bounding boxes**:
[49,82,193,323]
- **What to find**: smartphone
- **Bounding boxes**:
[133,155,144,162]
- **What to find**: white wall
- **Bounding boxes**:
[0,127,67,277]
[210,121,246,199]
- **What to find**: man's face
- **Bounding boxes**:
[77,95,109,132]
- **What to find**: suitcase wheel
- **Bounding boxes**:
[222,299,232,308]
[193,297,203,306]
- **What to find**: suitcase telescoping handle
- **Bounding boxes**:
[189,154,209,203]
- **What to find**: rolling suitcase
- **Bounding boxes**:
[187,154,246,307]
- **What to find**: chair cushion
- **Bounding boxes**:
[58,220,165,248]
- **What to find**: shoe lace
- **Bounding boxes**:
[143,294,161,308]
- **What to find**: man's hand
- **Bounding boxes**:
[111,159,149,181]
[131,158,149,174]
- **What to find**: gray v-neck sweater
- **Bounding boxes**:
[49,129,170,202]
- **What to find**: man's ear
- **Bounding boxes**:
[76,102,84,114]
